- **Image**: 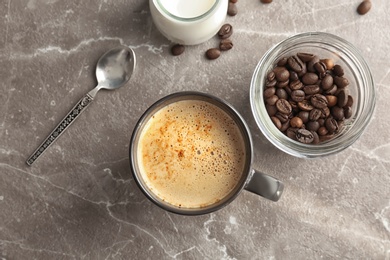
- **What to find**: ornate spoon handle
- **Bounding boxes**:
[26,94,94,166]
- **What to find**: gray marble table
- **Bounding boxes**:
[1,0,389,259]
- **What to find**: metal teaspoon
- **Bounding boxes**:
[26,46,136,166]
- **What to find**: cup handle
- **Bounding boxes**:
[244,169,284,202]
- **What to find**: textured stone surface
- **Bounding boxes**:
[1,0,390,259]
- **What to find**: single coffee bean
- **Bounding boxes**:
[321,74,334,90]
[334,76,349,88]
[287,55,305,73]
[324,84,338,95]
[333,64,344,76]
[227,2,238,16]
[318,118,325,126]
[357,0,371,15]
[311,94,328,109]
[309,109,322,121]
[218,24,233,39]
[296,129,314,144]
[277,57,288,66]
[280,120,290,132]
[266,104,277,116]
[344,106,352,119]
[266,79,277,88]
[314,61,327,78]
[290,117,303,128]
[219,38,233,51]
[276,99,292,114]
[275,112,289,123]
[298,100,314,111]
[267,71,275,82]
[171,44,185,56]
[346,95,354,107]
[307,55,320,72]
[303,85,320,95]
[337,89,349,107]
[325,118,339,133]
[271,116,282,130]
[276,88,288,99]
[289,80,303,90]
[260,0,273,3]
[206,48,221,60]
[331,106,345,121]
[230,0,238,3]
[311,131,320,144]
[297,63,307,77]
[302,73,319,85]
[289,71,299,81]
[321,59,334,70]
[320,134,335,142]
[273,67,290,82]
[306,121,320,132]
[264,87,276,98]
[297,52,315,62]
[266,95,279,106]
[320,107,331,118]
[298,111,310,123]
[291,90,305,102]
[286,127,298,140]
[276,80,289,88]
[318,126,328,136]
[326,95,338,107]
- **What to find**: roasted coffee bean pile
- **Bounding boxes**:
[264,53,354,144]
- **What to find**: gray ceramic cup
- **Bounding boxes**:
[129,91,283,215]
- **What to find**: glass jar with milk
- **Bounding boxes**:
[149,0,228,45]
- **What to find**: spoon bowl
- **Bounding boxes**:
[26,46,136,165]
[96,47,136,90]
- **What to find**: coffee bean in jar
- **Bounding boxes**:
[263,53,354,144]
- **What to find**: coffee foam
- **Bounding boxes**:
[137,100,246,208]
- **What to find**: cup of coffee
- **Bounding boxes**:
[129,92,283,215]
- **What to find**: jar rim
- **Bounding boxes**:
[250,32,376,158]
[154,0,220,22]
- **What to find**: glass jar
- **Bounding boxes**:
[250,32,376,158]
[149,0,228,45]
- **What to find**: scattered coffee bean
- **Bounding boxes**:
[230,0,238,3]
[260,0,272,3]
[171,44,185,56]
[218,24,233,39]
[357,0,371,15]
[219,38,233,51]
[228,2,238,16]
[206,48,221,60]
[263,52,354,144]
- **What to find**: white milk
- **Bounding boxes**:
[149,0,228,45]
